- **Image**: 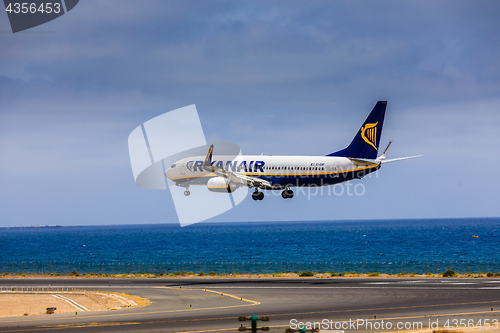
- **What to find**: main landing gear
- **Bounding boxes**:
[252,189,264,201]
[281,188,294,199]
[184,186,190,196]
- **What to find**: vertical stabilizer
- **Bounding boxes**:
[327,101,387,159]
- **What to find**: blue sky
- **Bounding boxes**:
[1,1,500,227]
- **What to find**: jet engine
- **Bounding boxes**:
[207,177,238,193]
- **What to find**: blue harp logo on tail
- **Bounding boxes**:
[360,122,378,151]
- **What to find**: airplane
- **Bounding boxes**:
[164,101,421,200]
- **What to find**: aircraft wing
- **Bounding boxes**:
[202,145,272,188]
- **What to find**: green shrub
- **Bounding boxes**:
[349,271,357,275]
[368,272,380,277]
[198,271,205,276]
[398,272,407,276]
[486,272,494,277]
[426,272,433,275]
[69,271,79,276]
[442,270,457,277]
[298,271,315,277]
[208,271,217,276]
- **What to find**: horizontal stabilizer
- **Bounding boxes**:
[381,155,422,164]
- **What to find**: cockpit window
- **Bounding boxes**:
[170,164,176,168]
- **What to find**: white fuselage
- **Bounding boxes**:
[165,155,380,190]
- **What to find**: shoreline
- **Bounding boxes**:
[1,271,499,279]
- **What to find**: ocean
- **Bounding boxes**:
[1,218,498,264]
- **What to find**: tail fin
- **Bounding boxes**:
[327,101,387,159]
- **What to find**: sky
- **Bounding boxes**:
[1,0,500,227]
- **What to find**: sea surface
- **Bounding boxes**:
[0,218,498,264]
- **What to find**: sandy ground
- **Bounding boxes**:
[0,292,150,317]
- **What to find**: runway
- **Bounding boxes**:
[0,278,499,332]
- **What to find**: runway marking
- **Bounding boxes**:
[158,286,260,306]
[0,287,260,327]
[52,295,88,312]
[1,285,499,332]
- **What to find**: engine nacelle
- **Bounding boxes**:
[207,177,238,193]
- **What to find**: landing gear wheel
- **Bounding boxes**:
[282,189,294,199]
[184,190,191,196]
[252,190,265,201]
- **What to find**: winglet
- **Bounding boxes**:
[203,144,214,169]
[378,140,393,160]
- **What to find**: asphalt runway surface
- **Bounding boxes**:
[0,278,499,332]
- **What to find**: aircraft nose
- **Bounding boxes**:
[165,168,173,180]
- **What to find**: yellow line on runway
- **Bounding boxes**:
[2,289,498,332]
[157,286,261,306]
[0,287,260,331]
